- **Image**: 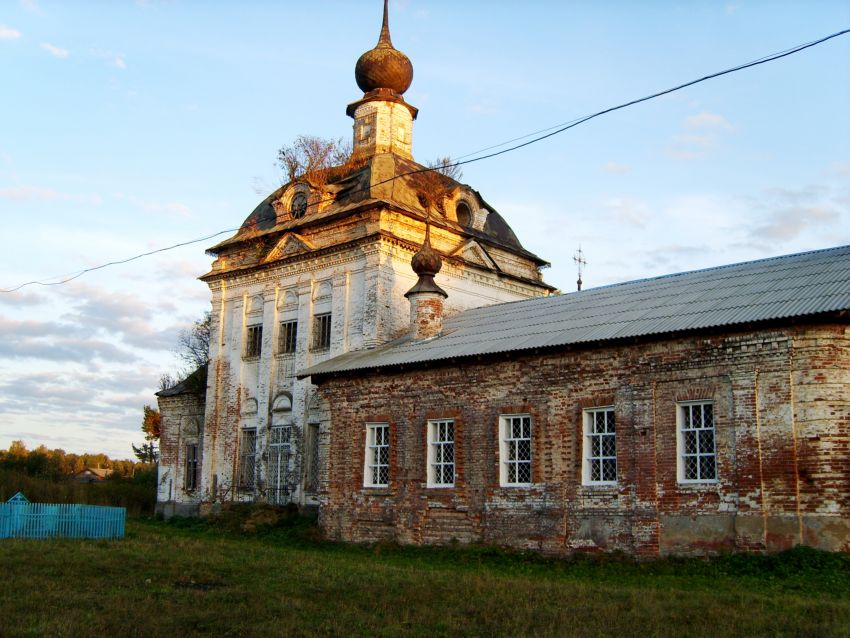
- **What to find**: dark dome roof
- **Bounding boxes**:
[411,224,442,276]
[354,0,413,95]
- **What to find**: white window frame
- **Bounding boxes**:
[499,414,532,487]
[363,423,390,488]
[427,419,455,488]
[677,400,718,484]
[582,407,617,486]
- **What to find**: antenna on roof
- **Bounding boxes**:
[573,245,587,291]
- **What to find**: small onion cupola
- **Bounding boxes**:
[405,221,447,341]
[347,0,418,160]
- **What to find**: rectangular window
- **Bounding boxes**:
[311,313,332,351]
[678,401,717,483]
[278,320,298,354]
[267,424,291,504]
[305,423,320,495]
[583,408,616,485]
[363,423,389,487]
[244,324,262,358]
[238,428,257,490]
[500,414,532,486]
[427,419,455,487]
[184,444,199,491]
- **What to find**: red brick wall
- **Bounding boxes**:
[316,323,850,556]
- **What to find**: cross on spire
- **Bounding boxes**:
[573,246,587,291]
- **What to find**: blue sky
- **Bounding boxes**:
[1,0,848,458]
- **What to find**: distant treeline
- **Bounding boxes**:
[0,440,149,480]
[0,441,156,516]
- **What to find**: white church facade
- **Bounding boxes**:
[155,2,554,517]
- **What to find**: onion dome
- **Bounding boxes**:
[354,0,413,95]
[411,222,442,276]
[406,220,447,299]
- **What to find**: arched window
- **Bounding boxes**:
[269,393,293,504]
[455,201,472,227]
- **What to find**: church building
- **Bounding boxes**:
[156,2,554,517]
[157,3,849,556]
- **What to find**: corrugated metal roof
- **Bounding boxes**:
[299,245,850,379]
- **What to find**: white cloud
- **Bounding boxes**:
[90,48,127,70]
[747,185,845,242]
[40,42,69,58]
[0,185,102,204]
[603,161,630,175]
[686,112,732,130]
[831,162,850,177]
[667,112,732,160]
[0,24,21,39]
[603,196,650,228]
[19,0,42,13]
[113,193,192,217]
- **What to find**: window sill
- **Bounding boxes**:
[677,480,720,489]
[275,352,296,359]
[362,487,391,495]
[580,483,618,490]
[242,356,260,362]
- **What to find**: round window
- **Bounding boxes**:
[455,201,472,227]
[290,192,308,219]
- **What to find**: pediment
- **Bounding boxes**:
[262,233,316,263]
[450,239,499,271]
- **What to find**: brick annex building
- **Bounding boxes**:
[157,4,850,555]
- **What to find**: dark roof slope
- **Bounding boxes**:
[300,245,850,379]
[156,365,208,398]
[206,157,540,260]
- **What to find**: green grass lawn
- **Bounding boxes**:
[1,517,849,637]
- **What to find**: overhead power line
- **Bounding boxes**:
[0,229,239,293]
[2,27,847,294]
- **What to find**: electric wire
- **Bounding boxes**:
[2,27,847,294]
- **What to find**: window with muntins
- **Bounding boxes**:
[364,423,389,487]
[278,320,297,354]
[678,401,717,482]
[238,428,257,490]
[311,313,332,351]
[305,423,320,495]
[184,444,199,491]
[427,419,455,487]
[267,424,291,504]
[244,324,262,358]
[583,408,617,485]
[500,415,532,486]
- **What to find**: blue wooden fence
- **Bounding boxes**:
[0,493,125,540]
